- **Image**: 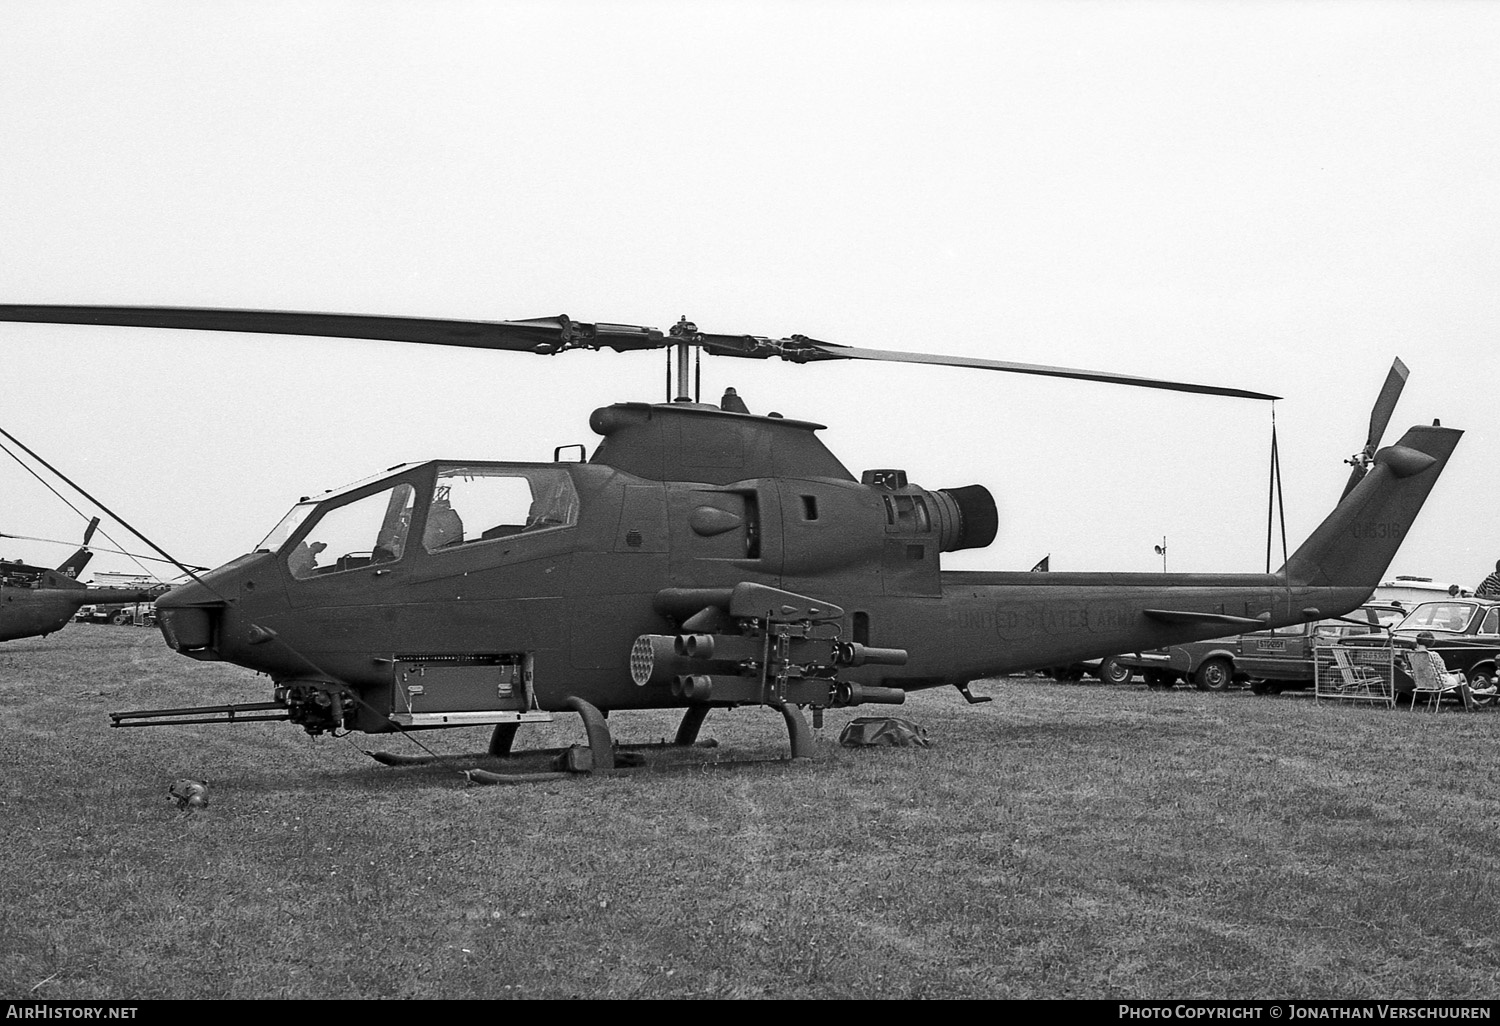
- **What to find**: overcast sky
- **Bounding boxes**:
[3,0,1497,590]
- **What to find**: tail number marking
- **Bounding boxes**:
[1351,521,1405,539]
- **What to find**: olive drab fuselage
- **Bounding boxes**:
[148,395,1463,736]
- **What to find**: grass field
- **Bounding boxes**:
[3,626,1499,1000]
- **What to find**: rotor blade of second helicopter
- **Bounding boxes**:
[0,533,204,570]
[0,306,576,353]
[795,341,1279,401]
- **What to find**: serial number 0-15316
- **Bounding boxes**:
[1351,521,1405,539]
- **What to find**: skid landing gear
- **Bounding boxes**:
[488,722,519,756]
[371,694,823,783]
[464,698,625,784]
[369,696,625,780]
[567,696,615,771]
[781,703,813,761]
[674,704,711,746]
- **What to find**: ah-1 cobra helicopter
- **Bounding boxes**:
[0,305,1461,774]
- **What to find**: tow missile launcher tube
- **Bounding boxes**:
[631,631,909,707]
[670,673,907,707]
[833,642,908,667]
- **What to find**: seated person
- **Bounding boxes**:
[521,477,575,531]
[1409,633,1475,710]
[423,499,465,549]
[288,539,328,577]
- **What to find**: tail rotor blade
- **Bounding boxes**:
[1365,357,1410,452]
[1341,357,1409,501]
[82,516,100,547]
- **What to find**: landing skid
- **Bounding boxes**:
[781,702,813,760]
[367,698,818,782]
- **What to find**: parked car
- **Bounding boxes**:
[1112,603,1404,693]
[1041,656,1134,685]
[1340,598,1500,700]
[75,600,157,626]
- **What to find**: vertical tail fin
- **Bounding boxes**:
[53,517,100,579]
[1283,424,1461,591]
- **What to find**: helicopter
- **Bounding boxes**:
[0,305,1462,775]
[0,517,163,643]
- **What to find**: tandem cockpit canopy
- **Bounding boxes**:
[255,463,581,579]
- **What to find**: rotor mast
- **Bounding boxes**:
[669,316,695,403]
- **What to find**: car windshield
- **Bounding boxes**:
[1396,601,1475,634]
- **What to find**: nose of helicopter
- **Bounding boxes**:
[156,548,273,658]
[154,551,284,657]
[154,576,227,654]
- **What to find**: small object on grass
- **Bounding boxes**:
[837,717,931,748]
[168,778,209,811]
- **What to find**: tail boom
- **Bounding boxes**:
[904,422,1460,683]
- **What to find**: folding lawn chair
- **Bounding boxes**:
[1405,648,1472,712]
[1328,647,1386,699]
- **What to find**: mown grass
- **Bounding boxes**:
[2,629,1498,1000]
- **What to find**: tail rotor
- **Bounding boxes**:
[1341,357,1409,500]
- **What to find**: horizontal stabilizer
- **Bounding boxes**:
[1143,609,1271,628]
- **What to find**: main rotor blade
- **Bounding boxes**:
[0,306,622,354]
[791,340,1280,400]
[0,532,203,570]
[2,305,1277,399]
[1365,357,1409,450]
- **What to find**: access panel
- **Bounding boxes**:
[392,652,533,716]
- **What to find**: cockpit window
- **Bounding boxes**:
[257,503,315,553]
[288,483,416,579]
[1397,602,1475,633]
[424,466,578,552]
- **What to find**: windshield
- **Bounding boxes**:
[257,503,316,553]
[255,465,423,555]
[289,482,417,579]
[1396,602,1475,634]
